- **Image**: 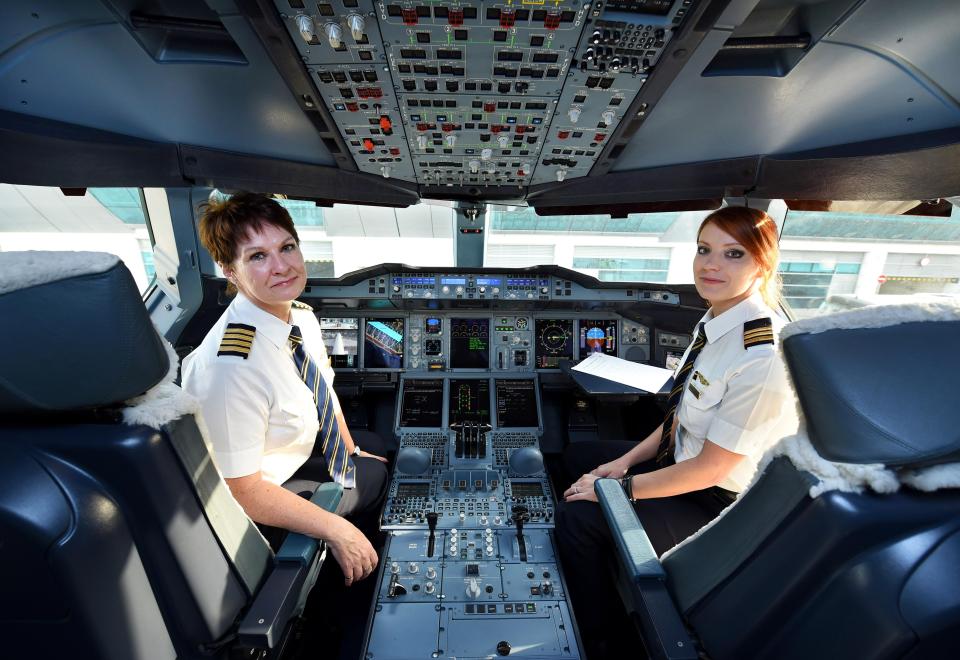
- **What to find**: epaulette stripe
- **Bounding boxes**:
[217,349,251,358]
[744,317,774,349]
[219,340,252,349]
[222,333,254,341]
[219,323,256,359]
[292,300,314,311]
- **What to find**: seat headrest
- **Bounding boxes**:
[782,304,960,469]
[0,251,169,414]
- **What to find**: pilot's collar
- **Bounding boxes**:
[233,293,295,349]
[700,293,768,344]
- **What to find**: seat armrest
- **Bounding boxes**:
[594,479,698,660]
[595,479,665,580]
[237,483,343,650]
[275,482,344,564]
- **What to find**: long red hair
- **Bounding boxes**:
[697,206,782,308]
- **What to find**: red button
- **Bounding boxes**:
[362,138,375,151]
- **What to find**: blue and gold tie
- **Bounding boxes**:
[289,325,356,488]
[656,322,707,466]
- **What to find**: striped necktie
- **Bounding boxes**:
[656,322,707,466]
[289,325,356,488]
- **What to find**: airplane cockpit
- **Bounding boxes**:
[2,0,960,659]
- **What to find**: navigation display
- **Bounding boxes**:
[496,379,539,428]
[450,318,490,369]
[364,318,404,368]
[448,378,491,425]
[320,317,358,368]
[579,319,617,356]
[399,379,444,427]
[535,319,574,369]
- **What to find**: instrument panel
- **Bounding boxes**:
[272,0,695,189]
[320,312,652,371]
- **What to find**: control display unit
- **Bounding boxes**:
[535,319,574,369]
[364,318,405,368]
[400,379,445,428]
[495,379,540,428]
[448,378,491,425]
[450,318,490,369]
[580,319,617,356]
[320,317,358,367]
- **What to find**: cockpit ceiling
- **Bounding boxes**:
[0,0,958,206]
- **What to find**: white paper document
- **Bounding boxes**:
[571,352,675,393]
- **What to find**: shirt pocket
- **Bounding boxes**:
[678,375,724,438]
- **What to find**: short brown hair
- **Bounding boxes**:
[197,192,300,266]
[697,206,782,308]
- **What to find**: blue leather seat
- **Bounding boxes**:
[596,310,960,660]
[0,252,338,660]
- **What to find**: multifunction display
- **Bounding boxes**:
[535,319,574,369]
[495,379,539,427]
[364,318,405,368]
[321,317,358,367]
[448,378,491,425]
[579,319,617,356]
[399,379,445,427]
[450,318,490,369]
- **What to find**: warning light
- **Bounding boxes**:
[379,115,393,135]
[545,11,561,30]
[362,138,375,151]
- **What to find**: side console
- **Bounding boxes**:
[363,376,582,658]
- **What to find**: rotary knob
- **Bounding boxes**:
[323,22,343,49]
[556,169,567,182]
[416,135,428,150]
[601,110,616,126]
[469,159,481,173]
[481,148,493,161]
[568,107,581,123]
[380,165,391,179]
[497,134,510,148]
[445,133,457,148]
[346,13,365,40]
[295,14,315,43]
[478,286,486,294]
[466,578,482,599]
[407,562,419,574]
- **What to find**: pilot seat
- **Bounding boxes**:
[595,302,960,659]
[0,251,339,660]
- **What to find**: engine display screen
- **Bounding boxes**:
[496,379,539,428]
[320,317,358,368]
[579,319,617,356]
[448,378,491,425]
[605,0,673,15]
[535,319,574,369]
[450,318,490,369]
[364,318,404,368]
[399,379,444,428]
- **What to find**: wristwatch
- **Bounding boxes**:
[620,475,636,501]
[352,445,362,457]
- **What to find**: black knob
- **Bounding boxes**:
[427,511,438,531]
[497,640,512,656]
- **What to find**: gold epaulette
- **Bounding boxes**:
[217,323,256,359]
[743,317,774,349]
[292,300,313,311]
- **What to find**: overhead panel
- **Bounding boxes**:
[273,1,693,191]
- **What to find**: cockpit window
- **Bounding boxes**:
[0,184,156,294]
[484,205,710,282]
[780,205,960,318]
[275,198,457,277]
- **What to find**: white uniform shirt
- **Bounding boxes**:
[673,294,799,492]
[181,293,335,485]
